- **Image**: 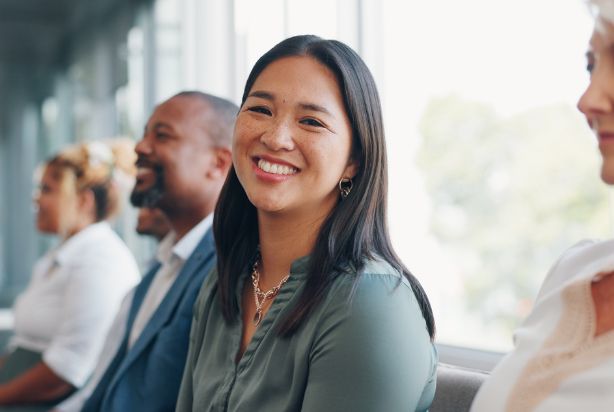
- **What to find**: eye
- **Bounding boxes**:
[155,132,171,140]
[586,53,595,74]
[300,117,325,128]
[247,106,272,116]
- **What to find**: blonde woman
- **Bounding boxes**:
[0,140,139,411]
[471,1,614,410]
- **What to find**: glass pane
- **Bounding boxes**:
[379,0,608,351]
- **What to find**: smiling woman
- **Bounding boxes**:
[233,55,356,218]
[176,34,437,412]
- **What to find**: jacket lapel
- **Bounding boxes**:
[108,229,215,388]
[125,262,161,335]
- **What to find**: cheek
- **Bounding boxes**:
[233,120,259,151]
[594,57,614,96]
[303,137,351,172]
[232,122,260,168]
[38,197,55,213]
[37,201,59,227]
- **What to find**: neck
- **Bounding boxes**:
[63,218,96,240]
[166,205,212,240]
[256,209,328,288]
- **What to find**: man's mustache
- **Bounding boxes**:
[135,157,164,174]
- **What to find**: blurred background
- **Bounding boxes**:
[0,0,608,354]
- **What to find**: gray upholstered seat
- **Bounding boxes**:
[430,363,489,412]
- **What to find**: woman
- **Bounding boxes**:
[177,35,437,411]
[470,2,614,411]
[0,140,139,411]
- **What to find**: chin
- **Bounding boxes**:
[36,223,55,234]
[247,194,286,214]
[600,163,614,186]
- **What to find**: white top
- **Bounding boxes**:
[54,290,134,412]
[10,222,140,387]
[127,214,213,348]
[471,239,614,412]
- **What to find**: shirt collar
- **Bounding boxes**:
[55,221,111,265]
[171,214,214,261]
[155,231,177,265]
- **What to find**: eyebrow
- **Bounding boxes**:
[144,122,174,133]
[298,102,331,116]
[248,90,274,100]
[247,90,332,115]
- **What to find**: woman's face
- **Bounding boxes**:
[578,20,614,184]
[233,55,357,219]
[35,166,66,234]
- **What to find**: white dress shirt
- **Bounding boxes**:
[54,290,134,412]
[128,214,213,348]
[10,222,140,387]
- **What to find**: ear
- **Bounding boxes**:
[342,158,359,180]
[206,147,233,180]
[78,189,97,217]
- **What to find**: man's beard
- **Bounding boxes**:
[130,164,165,208]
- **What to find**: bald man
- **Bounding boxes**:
[80,91,237,412]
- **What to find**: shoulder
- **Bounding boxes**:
[305,257,437,401]
[537,238,614,299]
[179,231,218,298]
[329,257,413,303]
[64,223,135,264]
[315,257,428,337]
[182,229,217,280]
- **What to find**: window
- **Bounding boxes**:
[378,0,607,351]
[144,0,608,353]
[227,0,609,352]
[7,0,604,355]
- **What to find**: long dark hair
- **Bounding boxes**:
[214,35,435,339]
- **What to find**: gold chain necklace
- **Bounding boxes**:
[250,258,289,326]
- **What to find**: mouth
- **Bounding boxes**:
[254,157,299,176]
[130,161,165,208]
[135,157,160,185]
[599,132,614,142]
[136,167,156,184]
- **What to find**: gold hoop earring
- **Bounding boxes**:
[339,177,353,199]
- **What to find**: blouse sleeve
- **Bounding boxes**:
[301,273,438,412]
[43,257,135,387]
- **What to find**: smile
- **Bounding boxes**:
[257,159,298,175]
[136,167,155,183]
[136,166,155,177]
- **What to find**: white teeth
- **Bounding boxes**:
[136,167,153,178]
[257,159,298,175]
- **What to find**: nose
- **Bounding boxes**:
[260,120,295,151]
[32,189,40,205]
[578,73,613,127]
[135,134,152,156]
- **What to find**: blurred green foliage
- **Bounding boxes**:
[417,95,610,333]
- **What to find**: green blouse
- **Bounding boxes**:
[176,256,437,412]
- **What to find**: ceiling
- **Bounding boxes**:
[0,0,140,65]
[0,0,76,64]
